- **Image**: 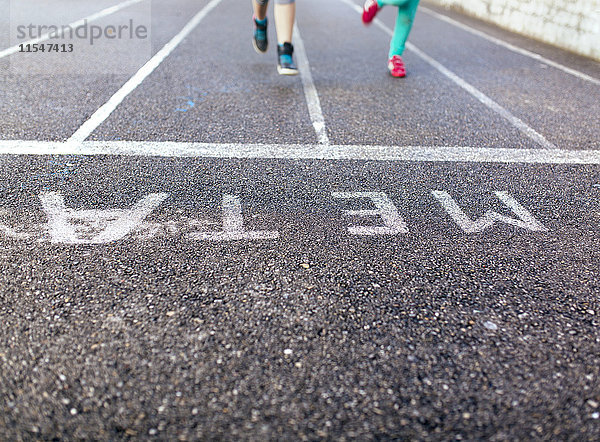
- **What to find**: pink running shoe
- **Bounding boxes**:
[388,55,406,77]
[362,0,379,24]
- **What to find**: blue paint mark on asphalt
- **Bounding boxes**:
[176,99,196,112]
[175,84,250,112]
[176,85,207,112]
[217,85,251,94]
[36,156,80,191]
[19,160,78,191]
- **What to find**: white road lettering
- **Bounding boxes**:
[0,224,31,240]
[431,191,548,233]
[332,192,408,235]
[188,195,279,241]
[39,192,168,244]
[0,190,555,243]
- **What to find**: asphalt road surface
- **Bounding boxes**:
[1,0,600,439]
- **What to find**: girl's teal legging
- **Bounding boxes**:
[377,0,420,58]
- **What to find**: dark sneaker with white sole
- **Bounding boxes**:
[253,16,268,53]
[277,42,298,76]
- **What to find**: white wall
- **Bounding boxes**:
[426,0,600,61]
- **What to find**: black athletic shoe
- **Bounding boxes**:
[277,42,298,75]
[253,16,268,53]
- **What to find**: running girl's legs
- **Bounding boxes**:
[253,0,269,53]
[251,0,298,75]
[253,0,268,20]
[362,0,419,77]
[274,1,295,45]
[274,0,298,75]
[378,0,420,58]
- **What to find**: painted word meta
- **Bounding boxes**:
[0,191,548,244]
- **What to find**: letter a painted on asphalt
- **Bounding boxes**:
[39,192,168,244]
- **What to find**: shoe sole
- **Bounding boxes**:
[252,39,268,54]
[388,61,406,78]
[277,66,299,76]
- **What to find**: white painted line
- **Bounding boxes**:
[0,0,146,60]
[419,6,600,87]
[3,140,600,164]
[188,195,279,241]
[293,25,330,145]
[431,190,548,233]
[332,192,408,235]
[338,0,557,150]
[67,0,224,144]
[406,44,556,150]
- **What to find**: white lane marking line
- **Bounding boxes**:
[67,0,224,144]
[188,195,279,241]
[332,192,408,235]
[432,190,548,233]
[419,6,600,87]
[3,140,600,164]
[293,24,330,145]
[339,0,557,150]
[406,44,556,150]
[0,0,146,59]
[39,191,168,244]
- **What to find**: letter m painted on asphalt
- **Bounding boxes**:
[432,191,548,233]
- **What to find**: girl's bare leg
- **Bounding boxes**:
[274,2,295,45]
[253,0,268,21]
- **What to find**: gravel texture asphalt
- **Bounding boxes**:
[1,0,600,439]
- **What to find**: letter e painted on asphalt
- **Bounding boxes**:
[332,192,408,235]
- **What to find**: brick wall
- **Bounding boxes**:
[426,0,600,61]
